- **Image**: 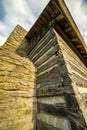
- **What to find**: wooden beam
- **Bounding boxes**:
[65,27,71,33]
[37,86,74,97]
[37,57,64,75]
[38,18,44,26]
[69,116,87,130]
[36,120,59,130]
[52,0,63,14]
[80,51,86,54]
[83,55,87,58]
[42,15,48,24]
[76,45,82,48]
[37,67,71,86]
[33,25,39,32]
[44,11,51,21]
[47,6,55,18]
[38,103,67,117]
[38,103,84,122]
[32,37,57,62]
[55,14,64,22]
[71,37,78,42]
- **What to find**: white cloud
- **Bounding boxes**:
[0,0,49,46]
[0,21,6,31]
[65,0,87,45]
[0,35,6,46]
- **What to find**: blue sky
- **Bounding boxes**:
[0,0,87,46]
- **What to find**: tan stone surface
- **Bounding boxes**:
[0,25,36,130]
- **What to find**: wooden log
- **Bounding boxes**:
[47,6,56,18]
[38,96,66,105]
[36,64,67,82]
[71,37,78,42]
[37,113,72,130]
[75,76,87,88]
[38,103,86,126]
[38,103,80,119]
[28,29,54,58]
[57,33,87,73]
[76,45,82,48]
[37,77,62,87]
[43,11,51,20]
[36,120,60,130]
[69,116,87,130]
[56,14,64,22]
[36,72,71,88]
[37,86,74,97]
[70,120,82,130]
[34,31,54,55]
[52,0,63,14]
[32,37,57,62]
[67,61,87,79]
[37,56,64,74]
[77,87,87,94]
[34,44,58,67]
[36,76,62,87]
[37,114,86,130]
[65,27,71,33]
[36,63,60,79]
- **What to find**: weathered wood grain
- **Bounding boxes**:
[34,44,58,66]
[28,29,54,58]
[55,31,87,124]
[37,86,74,97]
[37,57,64,74]
[36,120,61,130]
[38,96,66,105]
[37,113,72,130]
[32,38,57,63]
[36,65,60,79]
[38,103,86,127]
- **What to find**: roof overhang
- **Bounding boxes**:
[26,0,87,66]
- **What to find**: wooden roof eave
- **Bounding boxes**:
[26,0,87,66]
[57,0,87,52]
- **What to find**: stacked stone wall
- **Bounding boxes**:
[0,25,36,130]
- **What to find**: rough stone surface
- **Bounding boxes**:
[0,25,36,130]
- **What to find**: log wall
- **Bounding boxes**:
[28,28,74,130]
[28,27,87,129]
[54,29,87,128]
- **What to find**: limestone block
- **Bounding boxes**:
[0,25,36,130]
